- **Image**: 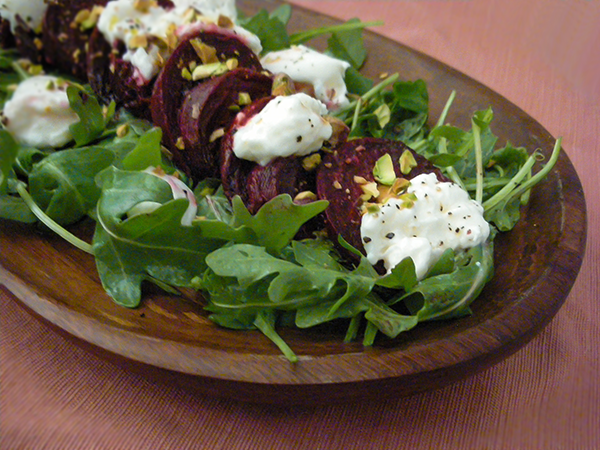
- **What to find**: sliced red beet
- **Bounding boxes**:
[316,137,447,254]
[0,18,15,49]
[86,27,155,120]
[151,28,263,153]
[43,0,108,81]
[10,16,43,64]
[219,96,318,215]
[177,68,272,180]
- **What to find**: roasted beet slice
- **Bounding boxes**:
[220,96,318,214]
[11,16,43,64]
[85,0,174,119]
[86,27,156,120]
[176,68,272,180]
[151,28,263,152]
[1,18,15,49]
[43,0,108,80]
[316,137,446,254]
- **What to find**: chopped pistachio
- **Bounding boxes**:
[27,64,43,76]
[164,24,178,50]
[116,123,129,137]
[360,182,380,202]
[129,34,148,49]
[238,92,252,106]
[175,137,185,150]
[209,128,225,143]
[353,175,369,185]
[373,153,396,185]
[133,0,157,13]
[189,39,218,64]
[324,116,349,146]
[217,15,234,29]
[72,9,91,28]
[271,73,295,96]
[181,67,192,80]
[191,103,200,120]
[192,62,228,81]
[374,103,391,129]
[225,58,238,70]
[333,180,343,190]
[400,149,418,175]
[302,153,322,171]
[389,177,410,196]
[293,191,317,202]
[363,203,381,214]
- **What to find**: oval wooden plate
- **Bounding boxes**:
[0,0,587,405]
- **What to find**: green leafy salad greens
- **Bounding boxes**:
[0,5,561,361]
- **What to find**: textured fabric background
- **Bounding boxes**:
[1,1,599,449]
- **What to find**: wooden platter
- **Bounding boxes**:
[0,0,587,405]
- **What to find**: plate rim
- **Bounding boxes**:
[0,0,588,402]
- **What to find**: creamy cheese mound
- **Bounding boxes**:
[261,45,351,110]
[2,75,79,148]
[232,93,333,166]
[0,0,47,33]
[96,0,261,83]
[361,173,491,279]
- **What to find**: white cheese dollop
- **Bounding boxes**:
[97,0,260,83]
[0,0,47,33]
[261,45,351,110]
[2,75,79,148]
[361,173,491,280]
[232,93,333,166]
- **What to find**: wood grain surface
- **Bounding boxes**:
[0,0,587,405]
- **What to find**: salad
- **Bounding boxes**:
[0,0,561,362]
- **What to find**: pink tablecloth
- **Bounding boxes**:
[2,1,599,448]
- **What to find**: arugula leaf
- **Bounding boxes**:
[229,195,328,253]
[0,129,18,194]
[326,18,368,69]
[400,241,494,321]
[67,86,107,147]
[93,168,228,307]
[238,9,291,54]
[27,145,117,225]
[120,127,163,171]
[201,240,423,359]
[0,189,37,223]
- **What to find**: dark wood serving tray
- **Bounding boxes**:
[0,0,587,405]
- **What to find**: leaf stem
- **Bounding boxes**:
[472,119,484,204]
[290,21,383,45]
[482,137,561,212]
[439,137,465,189]
[15,182,93,255]
[435,90,456,128]
[10,61,30,81]
[253,312,298,363]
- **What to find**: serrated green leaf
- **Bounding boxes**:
[0,129,18,194]
[231,195,328,253]
[28,145,116,224]
[120,127,163,171]
[326,18,367,69]
[402,241,494,321]
[93,168,228,307]
[67,86,106,147]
